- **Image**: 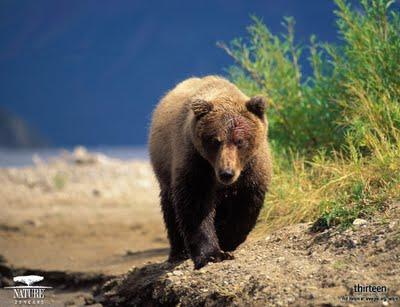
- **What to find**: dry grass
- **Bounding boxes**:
[258,138,400,233]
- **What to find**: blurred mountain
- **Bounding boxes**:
[0,108,47,148]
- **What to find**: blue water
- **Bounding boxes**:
[0,146,149,168]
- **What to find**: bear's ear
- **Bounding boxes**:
[191,99,213,120]
[246,96,267,119]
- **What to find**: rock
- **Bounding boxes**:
[388,221,397,230]
[92,189,101,197]
[72,146,96,164]
[70,146,116,165]
[172,270,184,276]
[353,218,367,226]
[24,219,41,227]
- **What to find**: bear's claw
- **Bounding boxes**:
[194,250,234,269]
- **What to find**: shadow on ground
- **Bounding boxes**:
[95,261,184,307]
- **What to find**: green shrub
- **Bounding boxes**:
[219,0,400,155]
[220,0,400,231]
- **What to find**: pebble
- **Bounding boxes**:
[172,270,184,276]
[353,218,368,226]
[276,257,285,263]
[24,219,42,227]
[376,240,386,248]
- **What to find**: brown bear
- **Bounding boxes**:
[149,76,272,269]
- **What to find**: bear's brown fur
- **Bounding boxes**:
[149,76,272,269]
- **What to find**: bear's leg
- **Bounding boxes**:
[172,164,233,269]
[215,183,266,252]
[160,189,188,262]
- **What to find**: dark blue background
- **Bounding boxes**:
[0,0,339,146]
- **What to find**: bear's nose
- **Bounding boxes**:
[218,169,235,182]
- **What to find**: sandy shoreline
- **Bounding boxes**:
[0,148,168,276]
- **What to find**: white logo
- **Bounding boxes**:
[4,274,52,305]
[13,275,44,286]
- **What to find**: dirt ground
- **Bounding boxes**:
[98,205,400,307]
[0,149,399,306]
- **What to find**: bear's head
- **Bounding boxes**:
[190,96,267,185]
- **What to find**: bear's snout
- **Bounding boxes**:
[218,168,235,184]
[215,145,240,185]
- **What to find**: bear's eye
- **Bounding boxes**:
[211,137,222,147]
[236,139,246,149]
[205,137,221,149]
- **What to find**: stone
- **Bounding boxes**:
[352,218,367,226]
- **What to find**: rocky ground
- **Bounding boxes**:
[0,148,399,306]
[96,205,400,307]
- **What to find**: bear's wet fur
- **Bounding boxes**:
[149,76,272,269]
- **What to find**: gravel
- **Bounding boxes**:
[94,205,400,306]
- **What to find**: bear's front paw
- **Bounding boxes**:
[168,251,189,263]
[193,250,234,269]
